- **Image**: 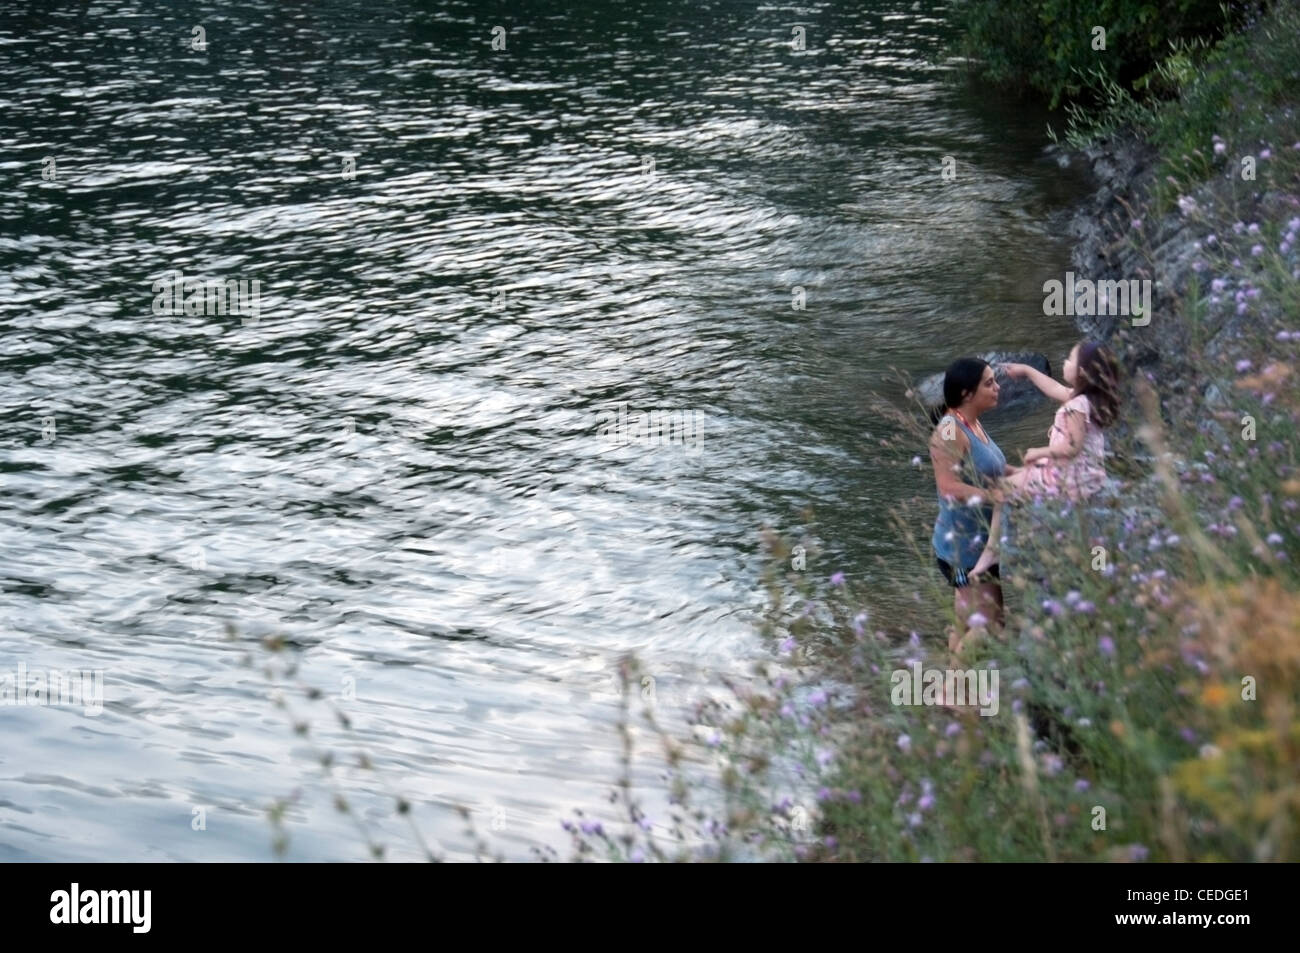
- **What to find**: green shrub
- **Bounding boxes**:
[950,0,1248,108]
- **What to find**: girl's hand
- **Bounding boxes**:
[1023,447,1047,465]
[999,362,1030,379]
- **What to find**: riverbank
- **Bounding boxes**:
[563,1,1300,862]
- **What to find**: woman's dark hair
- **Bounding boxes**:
[1073,341,1122,428]
[929,357,989,424]
[944,357,990,409]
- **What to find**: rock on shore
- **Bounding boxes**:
[910,351,1053,416]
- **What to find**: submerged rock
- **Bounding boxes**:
[910,351,1053,417]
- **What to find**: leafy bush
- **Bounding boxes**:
[949,0,1250,108]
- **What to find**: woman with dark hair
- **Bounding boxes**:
[928,358,1018,653]
[967,340,1122,579]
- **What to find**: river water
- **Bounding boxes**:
[0,0,1090,860]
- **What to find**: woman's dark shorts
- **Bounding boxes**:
[936,557,999,588]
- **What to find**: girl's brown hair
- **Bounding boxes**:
[1073,341,1121,428]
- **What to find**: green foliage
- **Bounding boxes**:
[950,0,1245,108]
[1045,0,1300,215]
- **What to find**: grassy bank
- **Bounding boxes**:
[560,1,1300,863]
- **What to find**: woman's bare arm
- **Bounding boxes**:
[929,426,1004,504]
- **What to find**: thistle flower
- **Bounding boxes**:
[1099,636,1116,657]
[829,571,845,586]
[897,733,912,753]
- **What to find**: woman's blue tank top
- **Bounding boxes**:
[931,414,1006,569]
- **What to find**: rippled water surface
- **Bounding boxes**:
[0,0,1090,860]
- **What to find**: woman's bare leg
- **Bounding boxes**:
[953,580,1004,656]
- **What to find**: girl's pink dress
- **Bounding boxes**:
[1016,394,1107,501]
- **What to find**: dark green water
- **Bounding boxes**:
[0,0,1089,860]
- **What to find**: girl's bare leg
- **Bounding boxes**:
[969,502,1003,579]
[970,468,1034,579]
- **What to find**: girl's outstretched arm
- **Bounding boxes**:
[1001,363,1070,403]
